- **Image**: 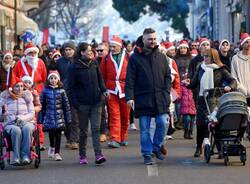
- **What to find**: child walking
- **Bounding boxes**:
[39,70,71,161]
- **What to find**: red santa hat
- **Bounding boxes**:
[199,38,210,49]
[11,77,23,89]
[47,70,60,80]
[240,33,250,46]
[219,39,230,50]
[24,42,39,55]
[162,42,175,51]
[110,35,123,47]
[51,50,61,59]
[177,40,189,49]
[3,51,13,60]
[21,75,33,85]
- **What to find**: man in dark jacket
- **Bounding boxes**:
[56,41,79,150]
[125,28,171,165]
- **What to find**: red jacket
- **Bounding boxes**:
[13,58,47,95]
[100,49,129,98]
[169,58,181,97]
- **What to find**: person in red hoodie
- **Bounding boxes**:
[13,42,47,150]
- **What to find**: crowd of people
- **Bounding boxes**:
[0,27,250,166]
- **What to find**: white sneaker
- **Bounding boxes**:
[166,135,173,140]
[54,153,62,161]
[130,123,137,130]
[48,147,55,158]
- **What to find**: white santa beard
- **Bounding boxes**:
[27,56,38,70]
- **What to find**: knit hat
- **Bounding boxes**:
[47,70,60,80]
[3,51,13,60]
[177,40,189,49]
[110,35,123,47]
[24,42,39,55]
[63,41,76,51]
[240,33,250,46]
[162,42,175,51]
[21,75,33,85]
[199,38,210,49]
[219,39,230,50]
[51,50,61,59]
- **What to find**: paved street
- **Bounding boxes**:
[1,122,250,184]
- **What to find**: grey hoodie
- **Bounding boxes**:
[231,51,250,96]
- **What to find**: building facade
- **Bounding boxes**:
[187,0,250,43]
[0,0,40,50]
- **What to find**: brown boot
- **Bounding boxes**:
[160,145,167,155]
[71,142,79,150]
[100,134,107,142]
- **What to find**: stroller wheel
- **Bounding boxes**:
[204,144,211,163]
[34,158,39,169]
[0,160,5,170]
[224,156,229,166]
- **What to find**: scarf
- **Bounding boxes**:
[199,62,220,96]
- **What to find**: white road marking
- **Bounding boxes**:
[147,164,159,176]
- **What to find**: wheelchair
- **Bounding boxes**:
[0,122,41,170]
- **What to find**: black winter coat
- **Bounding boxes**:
[67,58,106,109]
[39,86,71,131]
[56,56,74,85]
[125,46,172,118]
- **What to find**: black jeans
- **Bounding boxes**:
[130,108,134,124]
[49,129,62,153]
[100,102,108,134]
[78,103,102,157]
[64,107,79,143]
[196,124,209,148]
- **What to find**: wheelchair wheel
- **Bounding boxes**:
[204,144,211,163]
[34,129,41,164]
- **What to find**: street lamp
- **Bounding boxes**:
[14,0,18,45]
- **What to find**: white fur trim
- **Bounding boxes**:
[24,47,39,55]
[199,41,210,49]
[48,73,60,80]
[110,41,122,47]
[219,39,230,50]
[3,53,13,60]
[177,43,189,49]
[166,46,175,51]
[241,37,250,46]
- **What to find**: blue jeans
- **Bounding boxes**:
[139,114,168,156]
[5,123,34,160]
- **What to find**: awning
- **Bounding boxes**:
[17,12,39,34]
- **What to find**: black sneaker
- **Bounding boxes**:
[143,155,154,165]
[152,151,165,160]
[95,154,106,165]
[194,147,201,157]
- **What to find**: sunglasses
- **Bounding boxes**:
[5,57,12,60]
[96,49,104,53]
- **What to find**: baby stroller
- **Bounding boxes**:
[0,122,41,170]
[203,88,248,166]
